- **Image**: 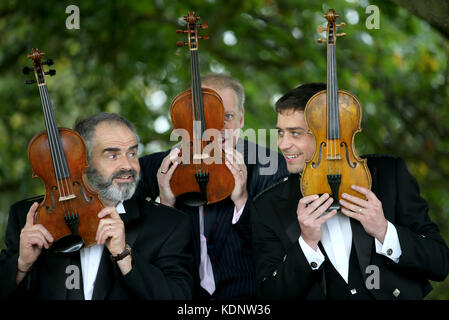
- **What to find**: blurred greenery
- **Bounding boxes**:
[1,0,448,299]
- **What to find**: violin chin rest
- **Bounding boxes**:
[176,192,208,207]
[51,235,85,254]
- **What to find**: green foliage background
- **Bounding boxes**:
[1,0,448,299]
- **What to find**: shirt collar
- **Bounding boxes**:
[116,201,126,214]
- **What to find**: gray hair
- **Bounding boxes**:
[201,73,245,113]
[74,112,139,158]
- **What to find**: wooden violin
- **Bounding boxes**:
[24,48,104,253]
[169,11,235,206]
[300,9,371,210]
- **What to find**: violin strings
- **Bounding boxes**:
[39,85,75,219]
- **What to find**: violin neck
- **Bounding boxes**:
[326,36,340,140]
[38,84,71,180]
[190,50,206,139]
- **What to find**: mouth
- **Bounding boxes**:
[283,153,302,162]
[112,172,135,183]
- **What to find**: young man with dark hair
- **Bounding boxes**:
[252,83,449,300]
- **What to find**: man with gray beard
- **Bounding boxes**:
[0,112,194,300]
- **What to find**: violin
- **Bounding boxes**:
[24,48,104,253]
[300,9,371,210]
[169,11,235,206]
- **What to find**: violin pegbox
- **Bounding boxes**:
[23,48,56,85]
[316,9,346,45]
[176,11,209,50]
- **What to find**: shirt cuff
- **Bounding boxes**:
[375,221,402,263]
[298,236,325,270]
[231,204,246,224]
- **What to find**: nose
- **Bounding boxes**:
[278,134,292,151]
[118,155,133,171]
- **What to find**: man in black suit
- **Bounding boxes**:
[0,112,193,300]
[252,83,449,299]
[138,73,288,299]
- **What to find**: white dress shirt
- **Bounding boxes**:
[299,212,402,283]
[79,201,126,300]
[198,204,245,295]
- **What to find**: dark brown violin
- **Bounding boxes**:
[300,9,371,210]
[169,11,234,206]
[24,48,104,253]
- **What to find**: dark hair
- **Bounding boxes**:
[275,83,326,113]
[74,112,139,157]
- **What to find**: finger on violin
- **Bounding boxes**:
[311,196,334,219]
[339,198,364,214]
[340,207,363,222]
[341,192,367,207]
[350,185,376,200]
[96,225,113,244]
[306,193,331,213]
[225,158,239,177]
[26,234,48,249]
[25,202,39,227]
[316,209,338,224]
[298,194,320,210]
[96,219,115,240]
[97,206,118,219]
[166,160,179,177]
[169,147,181,160]
[34,224,54,243]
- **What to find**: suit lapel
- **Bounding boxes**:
[350,218,373,279]
[276,175,302,244]
[44,251,74,299]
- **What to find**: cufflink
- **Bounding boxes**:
[387,248,393,256]
[310,262,318,269]
[272,269,278,277]
[393,288,400,297]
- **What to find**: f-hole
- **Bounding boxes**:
[341,142,357,168]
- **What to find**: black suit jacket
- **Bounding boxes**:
[137,139,289,299]
[0,195,194,300]
[252,155,449,299]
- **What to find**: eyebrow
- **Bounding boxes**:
[275,126,306,131]
[102,144,138,153]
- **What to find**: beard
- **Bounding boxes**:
[86,166,140,203]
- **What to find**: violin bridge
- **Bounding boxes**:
[193,153,210,160]
[59,194,76,202]
[326,154,342,160]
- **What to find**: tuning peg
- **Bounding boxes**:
[336,22,346,28]
[317,26,325,33]
[336,33,346,37]
[198,35,209,40]
[176,41,187,47]
[176,29,187,34]
[25,79,36,85]
[317,38,326,43]
[45,69,56,76]
[200,22,208,29]
[43,59,54,66]
[22,66,33,74]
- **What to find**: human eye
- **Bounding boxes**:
[224,113,235,121]
[277,129,284,137]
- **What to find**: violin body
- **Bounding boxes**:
[301,90,371,200]
[170,88,235,204]
[28,128,103,249]
[300,9,371,207]
[24,48,104,253]
[169,11,235,206]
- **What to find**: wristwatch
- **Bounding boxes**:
[110,244,132,262]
